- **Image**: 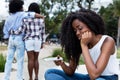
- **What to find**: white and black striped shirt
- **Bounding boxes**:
[14,18,45,43]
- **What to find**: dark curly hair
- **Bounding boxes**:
[60,8,105,65]
[28,3,40,14]
[9,0,24,13]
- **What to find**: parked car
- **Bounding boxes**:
[47,34,60,44]
[49,38,59,44]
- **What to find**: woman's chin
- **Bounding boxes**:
[78,37,81,40]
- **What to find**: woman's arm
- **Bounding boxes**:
[35,13,45,19]
[54,56,78,76]
[13,20,26,34]
[3,21,9,39]
[41,19,45,44]
[81,33,115,79]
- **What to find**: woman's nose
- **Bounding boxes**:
[76,29,80,35]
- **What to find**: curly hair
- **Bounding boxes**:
[9,0,24,13]
[60,8,105,65]
[28,3,40,14]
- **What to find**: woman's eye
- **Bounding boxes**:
[78,26,82,30]
[73,26,82,32]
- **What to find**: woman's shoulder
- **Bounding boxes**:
[103,35,115,42]
[102,35,115,47]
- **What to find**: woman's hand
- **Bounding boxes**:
[54,55,63,66]
[54,60,63,66]
[81,31,92,46]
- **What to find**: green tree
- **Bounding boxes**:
[39,0,75,38]
[39,0,95,38]
[113,0,120,48]
[99,4,118,42]
[0,20,5,41]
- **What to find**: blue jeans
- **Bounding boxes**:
[44,69,118,80]
[3,35,25,80]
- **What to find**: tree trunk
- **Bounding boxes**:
[117,17,120,48]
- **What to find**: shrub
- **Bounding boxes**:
[79,55,85,64]
[52,48,85,64]
[0,54,6,72]
[52,48,68,62]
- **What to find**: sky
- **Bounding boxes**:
[0,0,113,21]
[93,0,113,9]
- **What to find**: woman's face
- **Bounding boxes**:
[72,19,91,40]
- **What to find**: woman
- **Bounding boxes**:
[44,9,119,80]
[25,3,45,80]
[13,2,45,80]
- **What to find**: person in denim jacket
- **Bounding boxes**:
[45,9,119,80]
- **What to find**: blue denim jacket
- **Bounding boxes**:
[3,11,35,39]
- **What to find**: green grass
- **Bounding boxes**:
[0,45,7,72]
[0,54,6,72]
[52,48,84,64]
[52,48,68,62]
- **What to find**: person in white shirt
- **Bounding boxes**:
[44,8,119,80]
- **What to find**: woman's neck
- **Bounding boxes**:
[88,35,102,49]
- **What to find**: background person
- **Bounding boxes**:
[13,2,45,80]
[44,9,119,80]
[3,0,44,80]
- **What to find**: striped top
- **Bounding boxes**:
[14,18,45,43]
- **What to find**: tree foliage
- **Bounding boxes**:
[113,0,120,47]
[39,0,75,34]
[39,0,95,39]
[113,0,120,16]
[0,20,5,41]
[99,4,118,42]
